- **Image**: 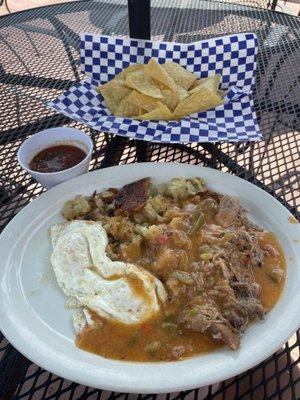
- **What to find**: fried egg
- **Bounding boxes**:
[50,220,167,331]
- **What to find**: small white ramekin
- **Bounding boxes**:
[17,127,93,189]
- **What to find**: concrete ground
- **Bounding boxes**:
[0,0,80,16]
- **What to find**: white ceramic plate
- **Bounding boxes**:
[0,163,300,394]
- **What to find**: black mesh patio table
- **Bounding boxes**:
[0,1,299,399]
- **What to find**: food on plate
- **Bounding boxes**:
[52,177,285,361]
[29,145,86,173]
[97,59,225,120]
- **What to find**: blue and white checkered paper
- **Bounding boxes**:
[48,33,262,143]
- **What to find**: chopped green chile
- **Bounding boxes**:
[200,253,213,261]
[134,224,148,236]
[93,196,104,210]
[171,270,194,285]
[165,177,206,200]
[148,182,158,197]
[199,244,211,254]
[222,232,235,243]
[187,307,199,316]
[106,203,116,211]
[179,251,189,268]
[186,180,198,195]
[127,330,142,346]
[189,178,206,193]
[190,209,205,233]
[145,341,161,354]
[267,267,284,284]
[162,322,179,332]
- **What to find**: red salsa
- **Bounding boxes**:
[29,145,86,173]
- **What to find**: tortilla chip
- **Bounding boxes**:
[127,90,162,112]
[114,93,140,117]
[160,88,179,112]
[125,64,145,74]
[139,107,148,115]
[144,59,177,92]
[109,77,126,86]
[97,81,132,113]
[189,75,221,95]
[162,62,197,90]
[190,79,202,89]
[114,64,145,81]
[177,85,189,102]
[154,81,168,90]
[217,89,228,98]
[125,70,163,99]
[173,87,223,119]
[135,104,174,121]
[98,62,224,120]
[113,71,126,82]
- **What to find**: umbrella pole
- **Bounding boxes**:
[127,0,151,40]
[127,0,151,161]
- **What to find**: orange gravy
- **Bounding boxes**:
[77,232,286,362]
[256,232,286,310]
[77,315,221,362]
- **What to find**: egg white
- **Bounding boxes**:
[50,220,167,330]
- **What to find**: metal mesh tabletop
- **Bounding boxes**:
[0,1,299,399]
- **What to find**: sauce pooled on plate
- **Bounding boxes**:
[29,145,86,173]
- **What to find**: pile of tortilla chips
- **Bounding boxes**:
[97,59,226,121]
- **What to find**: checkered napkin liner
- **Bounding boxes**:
[48,33,262,143]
